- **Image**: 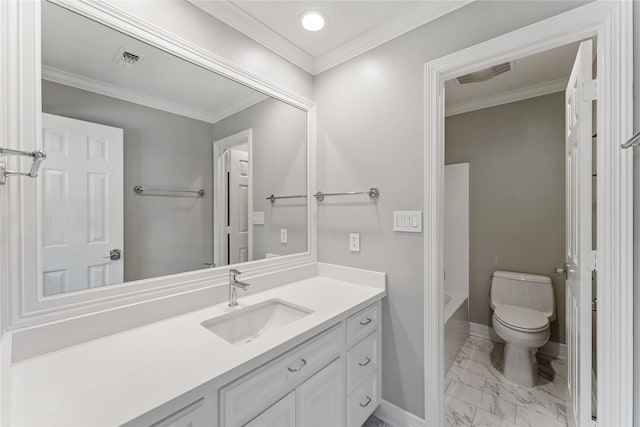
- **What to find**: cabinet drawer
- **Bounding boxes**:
[346,303,378,345]
[346,372,379,427]
[220,324,344,427]
[346,332,378,393]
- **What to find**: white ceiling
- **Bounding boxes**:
[445,41,583,116]
[190,0,473,75]
[41,1,268,124]
[43,1,583,120]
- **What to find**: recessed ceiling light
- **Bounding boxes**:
[300,11,326,32]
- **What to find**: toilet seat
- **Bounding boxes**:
[493,304,549,332]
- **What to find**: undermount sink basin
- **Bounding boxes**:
[201,299,313,345]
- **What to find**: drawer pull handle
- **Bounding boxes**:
[359,317,373,326]
[358,357,372,367]
[359,396,372,408]
[287,358,307,373]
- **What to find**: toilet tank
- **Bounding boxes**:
[490,271,556,321]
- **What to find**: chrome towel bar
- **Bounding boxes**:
[266,194,307,203]
[133,185,205,197]
[313,187,379,202]
[0,147,47,185]
[621,130,640,149]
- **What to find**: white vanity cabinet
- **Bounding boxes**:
[344,303,381,427]
[245,392,296,427]
[219,324,344,426]
[247,358,345,427]
[235,302,381,427]
[219,303,381,427]
[128,302,382,427]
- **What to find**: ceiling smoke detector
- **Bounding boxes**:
[456,62,512,84]
[114,47,140,68]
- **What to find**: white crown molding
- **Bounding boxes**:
[189,0,315,74]
[210,92,268,124]
[445,77,568,117]
[313,1,474,75]
[374,399,425,427]
[189,0,473,76]
[42,65,267,124]
[468,321,568,360]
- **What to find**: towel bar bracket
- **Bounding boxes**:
[0,147,47,185]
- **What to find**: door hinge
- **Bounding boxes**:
[583,79,597,102]
[590,250,597,272]
[592,298,597,312]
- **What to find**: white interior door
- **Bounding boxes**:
[226,148,250,265]
[41,113,124,296]
[564,39,594,427]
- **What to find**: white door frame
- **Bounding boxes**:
[424,2,633,426]
[213,129,253,267]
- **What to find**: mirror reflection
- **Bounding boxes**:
[40,2,308,297]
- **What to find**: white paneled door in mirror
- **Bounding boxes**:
[41,113,124,296]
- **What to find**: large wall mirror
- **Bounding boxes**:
[39,1,309,298]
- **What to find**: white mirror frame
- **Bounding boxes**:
[0,0,317,330]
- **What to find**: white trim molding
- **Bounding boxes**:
[445,77,568,117]
[1,0,318,331]
[373,399,425,427]
[424,2,633,426]
[312,1,474,76]
[42,66,268,124]
[190,0,473,76]
[468,322,567,359]
[189,0,314,74]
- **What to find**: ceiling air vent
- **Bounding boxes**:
[456,62,512,85]
[113,47,140,68]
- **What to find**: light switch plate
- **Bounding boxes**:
[280,228,288,244]
[349,233,360,252]
[393,211,422,233]
[252,211,265,225]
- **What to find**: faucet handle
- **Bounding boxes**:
[229,268,242,276]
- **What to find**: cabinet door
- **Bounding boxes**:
[245,392,296,427]
[296,358,345,427]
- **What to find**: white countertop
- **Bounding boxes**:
[10,274,384,426]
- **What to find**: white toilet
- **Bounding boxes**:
[490,270,555,387]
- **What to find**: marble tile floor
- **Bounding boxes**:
[445,336,567,427]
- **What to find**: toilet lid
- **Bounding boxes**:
[494,304,549,332]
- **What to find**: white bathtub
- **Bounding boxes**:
[444,292,470,372]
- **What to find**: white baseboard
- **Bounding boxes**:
[373,399,426,427]
[468,321,567,359]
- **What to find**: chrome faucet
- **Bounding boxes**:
[228,269,250,307]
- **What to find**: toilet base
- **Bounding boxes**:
[503,342,538,387]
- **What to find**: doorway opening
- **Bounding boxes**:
[441,39,596,427]
[213,129,253,267]
[423,3,633,426]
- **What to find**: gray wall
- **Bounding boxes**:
[445,93,566,344]
[213,98,308,259]
[313,1,588,419]
[42,81,215,282]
